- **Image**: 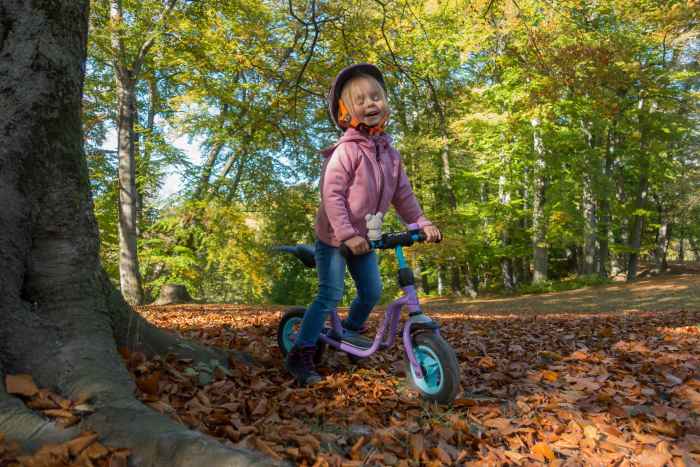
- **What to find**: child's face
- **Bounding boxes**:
[342,76,388,127]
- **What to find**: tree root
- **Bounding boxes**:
[106,279,255,367]
[0,379,80,452]
[87,403,276,467]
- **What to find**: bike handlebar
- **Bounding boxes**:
[340,229,439,258]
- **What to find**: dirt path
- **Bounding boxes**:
[423,273,700,316]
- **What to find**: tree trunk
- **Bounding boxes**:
[580,121,598,276]
[582,179,597,276]
[597,124,615,278]
[450,265,462,295]
[196,142,224,198]
[531,117,548,283]
[461,265,478,298]
[112,1,144,305]
[195,103,229,199]
[426,78,457,209]
[627,100,654,282]
[690,238,700,261]
[420,261,431,295]
[679,234,685,263]
[0,2,269,464]
[654,218,670,274]
[498,147,515,291]
[154,284,193,305]
[437,266,445,296]
[115,71,144,305]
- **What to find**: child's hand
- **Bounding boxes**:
[345,236,371,255]
[424,225,442,243]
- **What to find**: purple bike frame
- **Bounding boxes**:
[317,223,437,378]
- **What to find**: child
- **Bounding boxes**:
[285,63,441,386]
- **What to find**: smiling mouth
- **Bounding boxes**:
[366,111,380,118]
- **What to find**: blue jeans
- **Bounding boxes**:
[296,240,382,347]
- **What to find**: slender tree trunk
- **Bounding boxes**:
[581,121,598,276]
[426,79,456,209]
[499,145,515,291]
[690,238,700,261]
[0,2,267,464]
[654,217,671,274]
[627,99,654,281]
[112,1,144,305]
[450,265,462,295]
[461,264,478,298]
[413,252,423,293]
[196,142,224,198]
[582,174,597,275]
[597,124,615,278]
[437,266,445,296]
[679,232,685,263]
[531,117,548,283]
[419,260,431,295]
[195,103,229,199]
[115,69,144,305]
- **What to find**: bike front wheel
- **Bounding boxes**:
[405,332,460,405]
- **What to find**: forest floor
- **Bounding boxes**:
[7,271,699,466]
[122,270,700,466]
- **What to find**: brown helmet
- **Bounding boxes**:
[327,63,386,129]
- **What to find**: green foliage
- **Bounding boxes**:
[85,0,700,304]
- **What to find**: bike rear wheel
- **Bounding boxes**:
[405,332,460,405]
[277,307,325,364]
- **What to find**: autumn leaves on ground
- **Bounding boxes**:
[4,272,700,466]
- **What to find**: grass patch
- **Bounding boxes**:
[516,274,612,295]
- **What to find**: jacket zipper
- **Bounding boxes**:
[374,140,384,214]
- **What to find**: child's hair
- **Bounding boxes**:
[338,74,388,125]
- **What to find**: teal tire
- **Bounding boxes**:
[405,332,460,405]
[277,307,325,365]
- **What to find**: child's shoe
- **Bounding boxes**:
[341,327,373,349]
[285,345,322,386]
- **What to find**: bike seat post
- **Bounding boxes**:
[395,246,421,312]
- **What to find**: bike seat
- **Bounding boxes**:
[272,244,316,268]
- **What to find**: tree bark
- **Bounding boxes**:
[195,103,229,199]
[627,99,654,281]
[531,117,548,283]
[580,121,598,276]
[154,284,193,305]
[112,0,144,305]
[654,217,671,274]
[461,264,478,298]
[597,124,616,278]
[498,146,515,291]
[679,232,685,263]
[690,238,700,261]
[0,2,270,464]
[450,265,462,295]
[426,78,457,209]
[437,265,445,296]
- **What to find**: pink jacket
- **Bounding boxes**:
[315,127,432,246]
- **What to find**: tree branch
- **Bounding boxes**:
[133,0,179,75]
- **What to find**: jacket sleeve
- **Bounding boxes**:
[391,157,432,228]
[321,143,360,242]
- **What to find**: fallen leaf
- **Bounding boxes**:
[532,442,555,462]
[5,374,39,397]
